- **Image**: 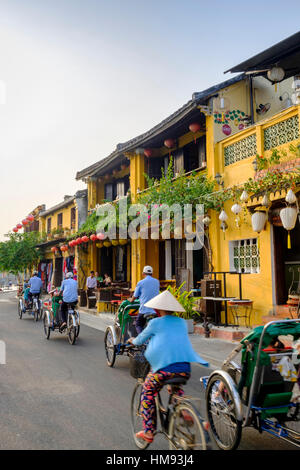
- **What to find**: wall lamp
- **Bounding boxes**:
[214,173,224,187]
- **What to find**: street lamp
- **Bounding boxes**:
[214,173,224,187]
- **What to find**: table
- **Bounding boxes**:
[228,299,253,328]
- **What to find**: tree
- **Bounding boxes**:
[0,232,41,277]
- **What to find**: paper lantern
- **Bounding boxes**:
[251,211,267,233]
[22,219,29,226]
[51,247,58,253]
[69,241,74,247]
[76,238,82,244]
[82,235,89,243]
[96,242,103,248]
[189,123,202,143]
[119,239,127,245]
[285,189,297,205]
[13,227,18,233]
[17,224,23,229]
[90,234,97,241]
[219,210,228,222]
[203,216,211,226]
[164,139,175,149]
[103,241,112,247]
[261,194,271,208]
[231,203,242,215]
[280,207,298,249]
[26,215,34,222]
[240,190,249,203]
[97,232,105,240]
[144,149,153,157]
[111,239,119,246]
[267,66,285,84]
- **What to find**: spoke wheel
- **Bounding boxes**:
[67,314,76,345]
[18,301,23,319]
[43,313,51,340]
[104,329,116,367]
[206,374,242,450]
[33,304,39,322]
[130,382,150,450]
[168,402,208,450]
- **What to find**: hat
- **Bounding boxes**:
[143,265,153,274]
[66,272,74,279]
[144,290,185,312]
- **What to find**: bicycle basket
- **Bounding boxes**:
[129,350,150,379]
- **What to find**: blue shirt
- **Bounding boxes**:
[134,275,160,315]
[132,315,209,373]
[60,279,78,303]
[29,276,43,294]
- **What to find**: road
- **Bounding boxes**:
[0,291,297,450]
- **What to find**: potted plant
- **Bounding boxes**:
[167,283,201,333]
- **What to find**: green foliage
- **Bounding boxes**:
[0,232,41,275]
[167,282,201,320]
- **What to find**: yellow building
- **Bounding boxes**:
[74,32,300,326]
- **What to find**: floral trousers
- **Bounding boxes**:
[140,370,190,433]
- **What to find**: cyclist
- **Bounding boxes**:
[129,265,159,334]
[59,272,78,329]
[128,290,209,444]
[28,271,43,308]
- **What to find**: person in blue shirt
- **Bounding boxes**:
[129,265,160,334]
[128,289,209,445]
[59,272,78,329]
[28,271,43,305]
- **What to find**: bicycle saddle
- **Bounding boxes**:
[164,377,187,386]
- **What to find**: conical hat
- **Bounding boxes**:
[144,290,186,312]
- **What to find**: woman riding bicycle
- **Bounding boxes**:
[128,290,209,444]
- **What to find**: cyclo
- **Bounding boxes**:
[18,292,42,322]
[42,299,80,345]
[201,319,300,450]
[104,299,141,367]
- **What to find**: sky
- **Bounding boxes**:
[0,0,299,240]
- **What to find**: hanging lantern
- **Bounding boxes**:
[96,242,103,248]
[103,241,112,248]
[17,224,23,229]
[203,215,211,227]
[26,215,35,222]
[261,194,271,208]
[22,219,29,226]
[51,246,58,253]
[251,211,267,233]
[144,149,153,158]
[76,237,82,244]
[267,66,285,88]
[12,227,18,233]
[111,239,119,246]
[231,203,242,215]
[240,190,249,203]
[219,210,228,222]
[68,241,74,247]
[81,235,89,243]
[285,189,297,205]
[188,123,202,143]
[97,232,105,240]
[90,234,97,242]
[280,207,298,249]
[119,239,127,245]
[164,139,175,149]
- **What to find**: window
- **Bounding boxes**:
[183,138,206,172]
[229,238,260,274]
[116,181,125,198]
[57,213,63,228]
[104,183,114,201]
[47,218,51,233]
[71,207,76,229]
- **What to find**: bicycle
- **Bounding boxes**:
[43,301,80,345]
[131,374,209,450]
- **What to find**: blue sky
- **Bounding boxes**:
[0,0,299,238]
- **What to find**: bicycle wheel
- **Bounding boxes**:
[43,313,51,340]
[67,314,76,345]
[18,301,23,319]
[33,304,39,322]
[130,381,150,450]
[206,372,242,450]
[104,328,116,367]
[168,401,208,450]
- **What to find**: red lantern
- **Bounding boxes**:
[76,238,82,244]
[22,219,29,226]
[17,224,23,229]
[97,232,105,240]
[189,123,202,143]
[13,227,18,233]
[144,149,153,158]
[26,215,35,222]
[164,139,175,149]
[68,241,73,247]
[51,246,57,253]
[90,234,97,241]
[82,235,89,243]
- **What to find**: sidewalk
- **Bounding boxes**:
[78,308,242,369]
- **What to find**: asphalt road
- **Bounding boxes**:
[0,291,297,451]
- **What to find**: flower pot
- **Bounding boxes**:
[185,319,194,334]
